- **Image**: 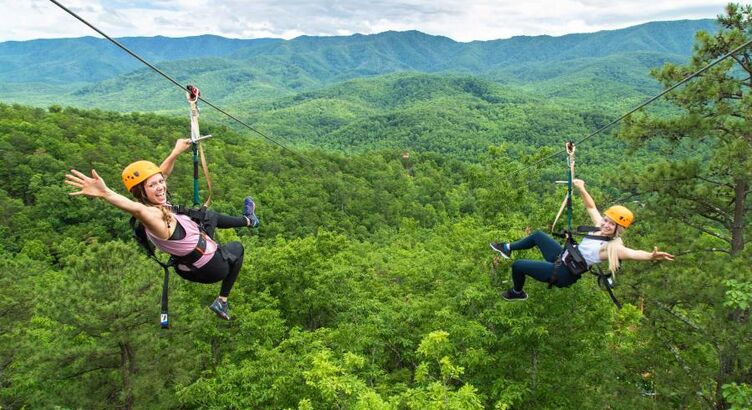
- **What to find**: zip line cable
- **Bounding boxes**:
[48,0,312,166]
[49,0,752,175]
[508,36,752,178]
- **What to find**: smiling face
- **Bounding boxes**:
[142,173,167,205]
[600,216,618,237]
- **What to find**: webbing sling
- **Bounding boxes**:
[130,216,173,328]
[591,264,622,309]
[552,142,576,232]
[187,85,213,208]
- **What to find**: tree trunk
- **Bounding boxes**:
[715,347,734,410]
[730,177,747,256]
[119,342,135,410]
[531,348,538,390]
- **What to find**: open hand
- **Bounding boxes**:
[650,247,674,261]
[65,169,109,198]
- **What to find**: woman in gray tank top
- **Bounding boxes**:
[490,179,674,301]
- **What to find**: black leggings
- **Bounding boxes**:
[175,211,247,297]
[509,230,578,291]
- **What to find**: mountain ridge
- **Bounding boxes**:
[0,19,717,85]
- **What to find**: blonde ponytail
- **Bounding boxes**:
[604,225,626,275]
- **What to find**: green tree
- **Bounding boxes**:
[621,3,752,256]
[619,5,752,407]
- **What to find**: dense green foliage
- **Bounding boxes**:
[0,96,748,408]
[0,8,750,410]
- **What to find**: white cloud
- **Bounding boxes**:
[0,0,733,42]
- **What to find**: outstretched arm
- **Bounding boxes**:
[617,245,675,262]
[65,169,165,233]
[159,138,192,178]
[573,179,602,226]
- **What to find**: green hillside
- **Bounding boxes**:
[236,72,647,163]
[0,35,262,83]
[0,100,748,409]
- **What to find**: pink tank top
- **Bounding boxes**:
[145,213,217,270]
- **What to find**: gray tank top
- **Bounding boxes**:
[578,237,606,267]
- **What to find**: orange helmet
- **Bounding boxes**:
[122,160,163,192]
[604,205,634,228]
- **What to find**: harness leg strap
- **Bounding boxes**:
[160,264,170,329]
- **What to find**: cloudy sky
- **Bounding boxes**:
[3,0,732,42]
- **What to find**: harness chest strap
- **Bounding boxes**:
[171,231,208,269]
[132,205,212,269]
[549,228,612,288]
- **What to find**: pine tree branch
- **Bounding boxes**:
[59,364,116,380]
[674,248,731,256]
[654,301,709,336]
[731,54,752,73]
[682,204,732,226]
[677,219,731,243]
[695,175,735,189]
[672,193,733,224]
[656,334,716,409]
[651,183,732,220]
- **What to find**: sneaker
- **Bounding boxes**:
[501,288,528,301]
[490,242,511,259]
[243,196,260,228]
[209,298,230,320]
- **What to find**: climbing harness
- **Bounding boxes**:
[130,205,216,328]
[591,264,622,309]
[553,226,623,309]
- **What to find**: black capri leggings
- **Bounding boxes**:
[509,230,578,291]
[175,210,247,297]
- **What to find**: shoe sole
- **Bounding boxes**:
[502,296,527,301]
[244,197,256,214]
[209,306,230,320]
[502,290,527,301]
[244,197,259,227]
[490,243,511,259]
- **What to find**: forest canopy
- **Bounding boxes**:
[1,4,751,410]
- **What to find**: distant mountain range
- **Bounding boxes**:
[0,19,719,160]
[0,20,715,100]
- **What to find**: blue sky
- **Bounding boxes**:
[2,0,732,42]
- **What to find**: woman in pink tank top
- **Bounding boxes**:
[65,138,259,321]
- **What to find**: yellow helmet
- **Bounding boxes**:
[604,205,634,228]
[122,160,163,192]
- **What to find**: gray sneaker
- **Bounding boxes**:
[501,289,528,301]
[209,298,230,320]
[243,197,260,228]
[490,242,511,259]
